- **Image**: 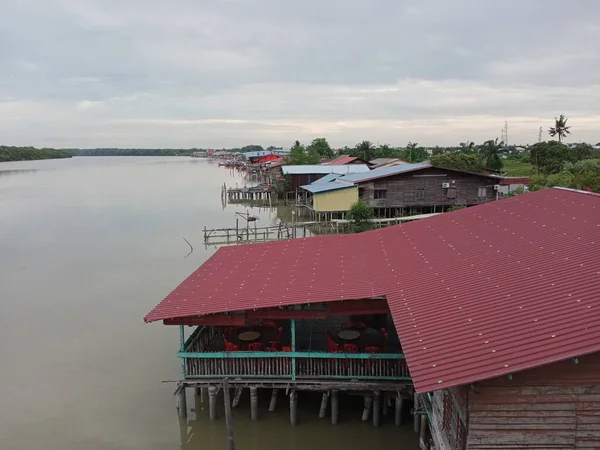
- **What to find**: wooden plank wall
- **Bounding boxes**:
[359,167,497,210]
[467,353,600,449]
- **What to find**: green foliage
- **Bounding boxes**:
[528,158,600,193]
[478,138,504,171]
[503,157,533,176]
[287,142,320,165]
[307,138,334,159]
[353,141,376,161]
[0,145,72,162]
[70,148,195,156]
[506,186,525,197]
[430,153,485,173]
[448,205,466,211]
[548,114,571,142]
[529,141,575,177]
[347,200,374,233]
[573,143,593,160]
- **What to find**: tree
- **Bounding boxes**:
[288,141,320,165]
[430,153,485,173]
[573,143,593,161]
[406,142,418,163]
[346,200,374,233]
[479,138,504,171]
[307,138,334,159]
[548,114,571,142]
[459,141,475,154]
[354,141,376,161]
[529,141,575,177]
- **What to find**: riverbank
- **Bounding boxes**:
[0,145,72,162]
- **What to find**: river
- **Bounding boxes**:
[0,157,417,450]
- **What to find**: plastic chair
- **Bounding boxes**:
[223,335,240,352]
[248,342,263,351]
[223,327,236,338]
[364,345,381,370]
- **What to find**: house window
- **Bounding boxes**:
[374,189,387,199]
[358,188,366,198]
[415,189,425,200]
[478,187,487,199]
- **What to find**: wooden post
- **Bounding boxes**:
[395,393,404,426]
[250,387,258,421]
[413,392,420,434]
[319,392,329,418]
[291,318,296,380]
[208,386,218,420]
[373,391,381,427]
[289,390,297,425]
[177,388,187,418]
[331,390,339,425]
[223,379,235,450]
[232,387,243,408]
[361,394,372,421]
[382,393,389,416]
[269,389,278,412]
[420,415,428,446]
[194,387,203,415]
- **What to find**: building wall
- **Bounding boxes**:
[358,167,499,210]
[313,187,359,212]
[466,352,600,449]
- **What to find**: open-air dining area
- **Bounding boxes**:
[179,304,410,382]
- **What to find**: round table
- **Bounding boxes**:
[338,330,360,341]
[238,330,261,342]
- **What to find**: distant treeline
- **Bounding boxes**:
[68,148,197,157]
[0,146,72,162]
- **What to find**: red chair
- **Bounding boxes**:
[248,342,263,351]
[281,346,292,352]
[364,346,381,370]
[223,335,240,352]
[269,327,283,350]
[343,344,358,370]
[223,327,236,338]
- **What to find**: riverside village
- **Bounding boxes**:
[145,136,600,450]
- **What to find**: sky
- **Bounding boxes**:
[1,0,599,149]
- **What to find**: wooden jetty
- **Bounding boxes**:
[226,185,273,202]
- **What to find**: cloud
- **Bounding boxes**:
[0,0,599,147]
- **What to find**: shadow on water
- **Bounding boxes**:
[178,391,419,450]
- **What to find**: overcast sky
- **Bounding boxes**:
[1,0,599,148]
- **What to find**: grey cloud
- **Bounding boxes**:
[0,0,599,147]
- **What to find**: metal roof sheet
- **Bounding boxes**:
[144,188,600,394]
[300,181,356,194]
[324,155,359,165]
[282,164,370,175]
[338,162,431,183]
[311,173,342,184]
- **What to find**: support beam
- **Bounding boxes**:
[291,319,296,380]
[268,389,278,412]
[179,325,186,377]
[331,390,339,425]
[232,387,243,408]
[177,388,187,418]
[194,387,203,416]
[250,387,258,421]
[362,394,372,421]
[289,390,297,425]
[395,393,404,426]
[208,386,218,420]
[223,379,235,450]
[373,391,381,427]
[413,392,420,434]
[382,393,389,416]
[319,392,329,418]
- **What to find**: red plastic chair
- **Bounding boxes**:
[248,342,263,351]
[223,327,236,338]
[281,346,292,352]
[223,335,240,352]
[364,345,381,370]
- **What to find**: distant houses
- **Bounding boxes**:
[299,162,529,219]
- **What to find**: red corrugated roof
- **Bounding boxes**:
[144,188,600,393]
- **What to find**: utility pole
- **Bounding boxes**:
[538,127,543,143]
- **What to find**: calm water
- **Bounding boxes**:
[0,157,417,450]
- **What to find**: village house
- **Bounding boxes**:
[280,164,371,191]
[144,188,599,448]
[300,162,529,218]
[369,157,410,169]
[322,155,372,166]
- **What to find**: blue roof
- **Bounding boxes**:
[312,173,342,184]
[300,181,356,194]
[338,162,431,183]
[282,164,370,175]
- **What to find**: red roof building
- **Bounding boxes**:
[145,187,600,394]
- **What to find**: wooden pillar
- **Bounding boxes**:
[289,390,297,425]
[250,387,258,421]
[420,415,428,445]
[395,393,404,426]
[331,390,339,425]
[177,388,187,418]
[413,392,420,433]
[232,387,243,408]
[291,318,296,380]
[382,393,389,416]
[373,391,381,427]
[361,394,372,421]
[319,392,329,418]
[194,387,203,415]
[223,379,235,450]
[208,386,218,420]
[269,389,278,412]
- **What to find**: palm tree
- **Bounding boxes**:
[354,140,376,161]
[479,138,504,171]
[406,142,418,163]
[459,141,475,153]
[549,114,571,142]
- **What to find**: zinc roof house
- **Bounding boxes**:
[145,188,600,447]
[281,164,370,190]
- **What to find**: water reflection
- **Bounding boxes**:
[0,168,40,177]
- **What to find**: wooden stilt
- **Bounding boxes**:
[395,393,404,426]
[331,390,339,425]
[208,386,218,420]
[223,379,235,450]
[413,393,420,433]
[373,391,381,427]
[420,415,428,446]
[194,387,203,415]
[289,390,297,425]
[232,387,243,408]
[269,389,278,412]
[250,387,258,421]
[382,393,389,416]
[177,388,187,418]
[319,392,329,418]
[361,394,372,421]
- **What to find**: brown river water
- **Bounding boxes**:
[0,156,417,450]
